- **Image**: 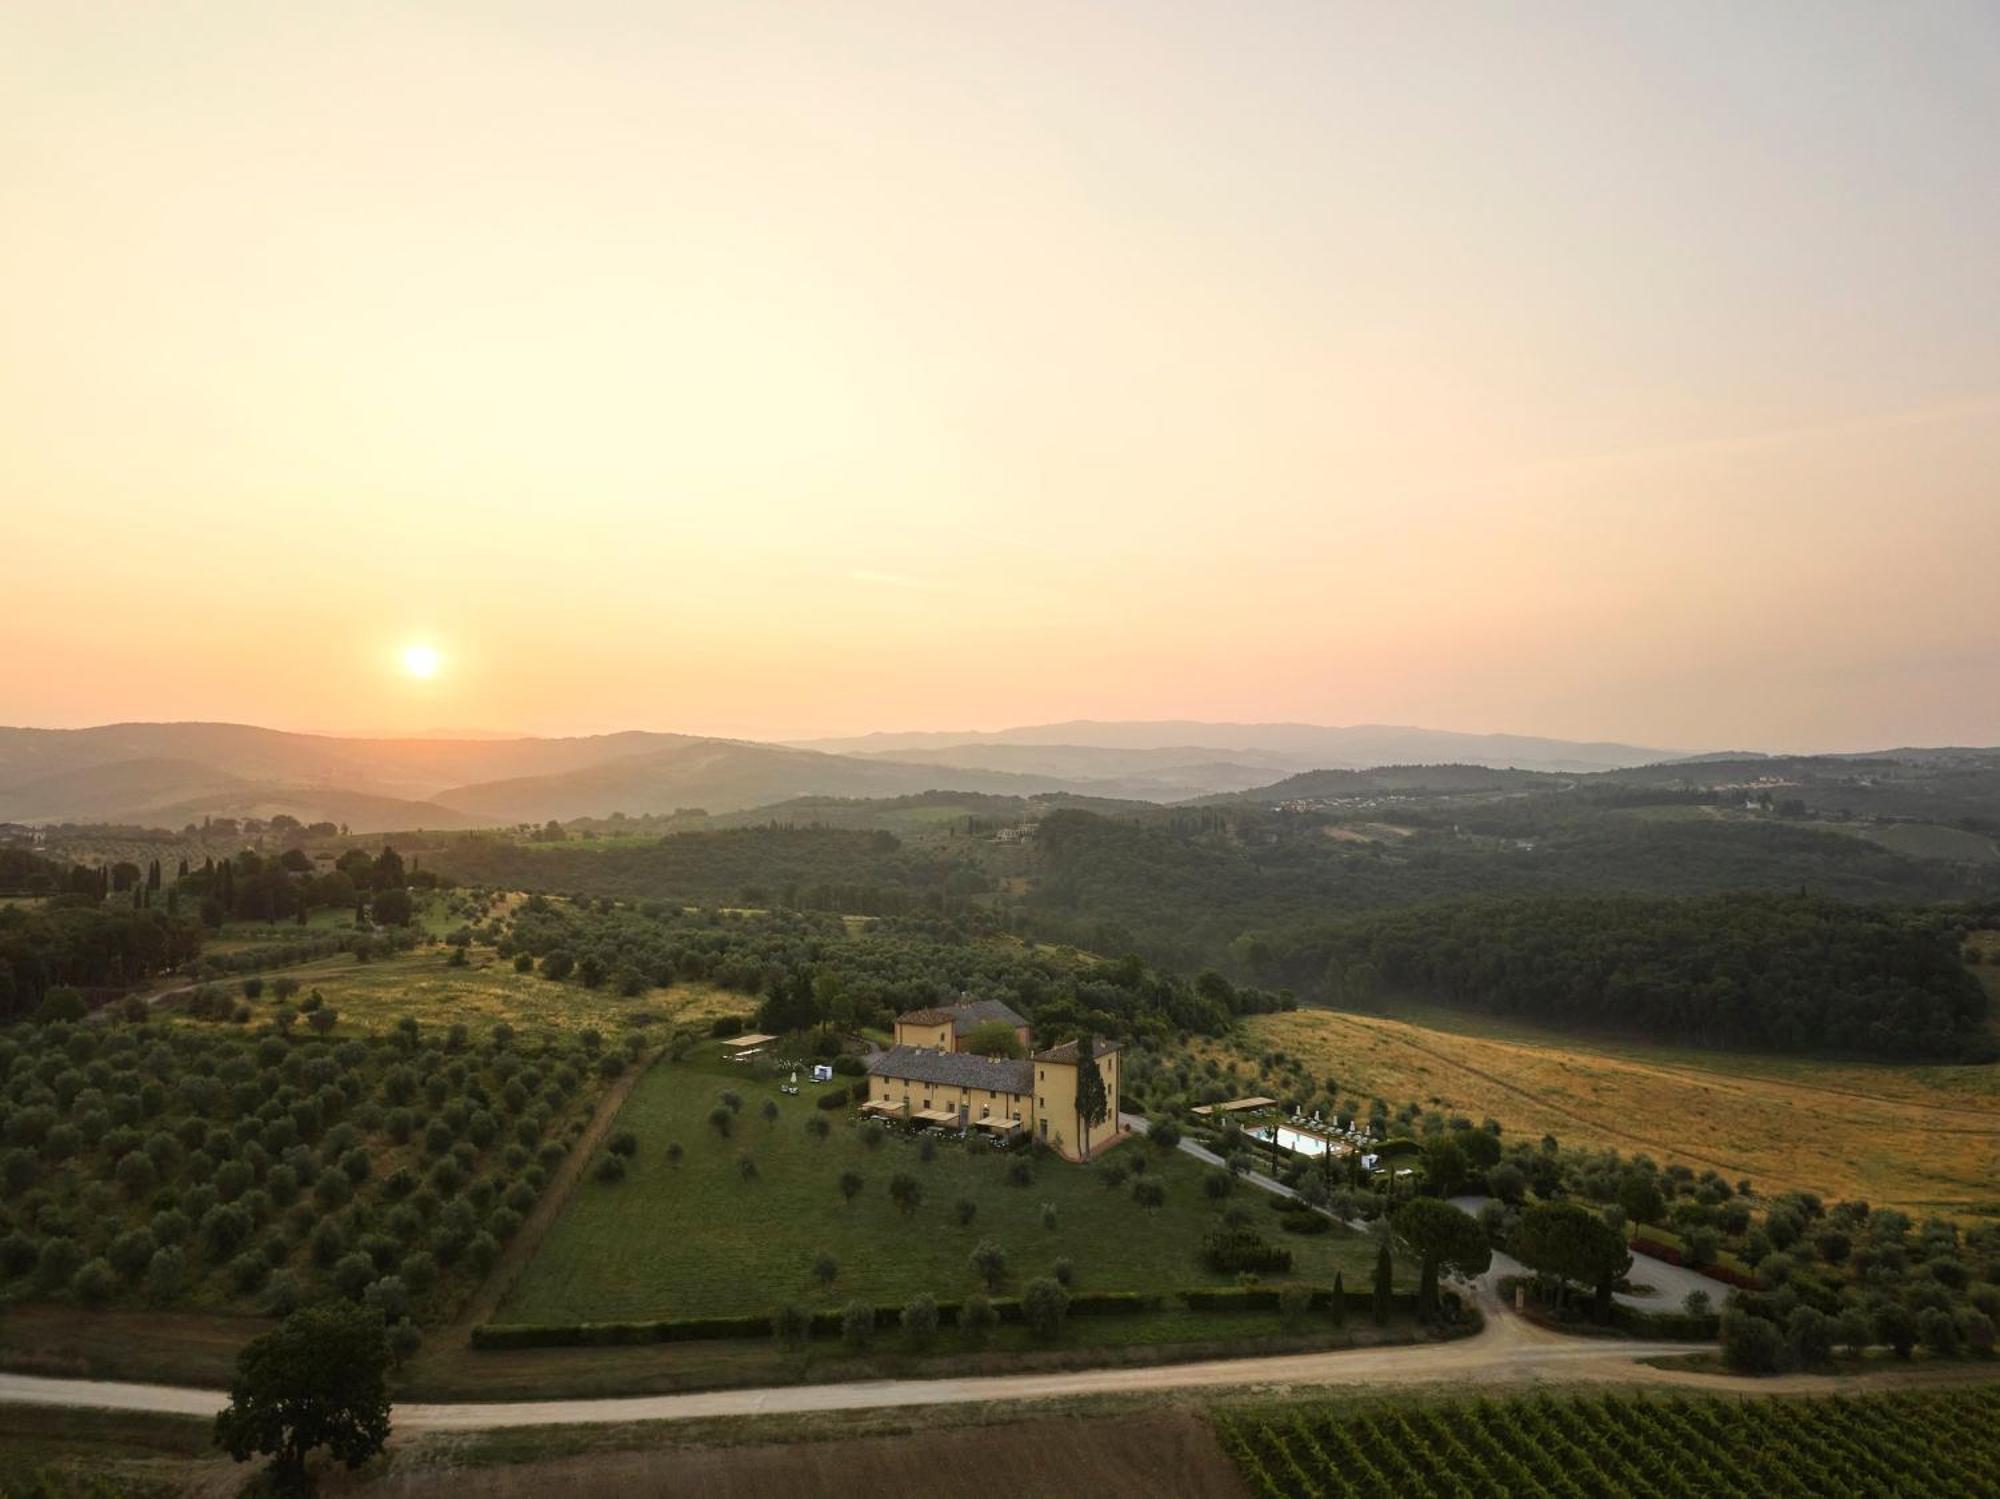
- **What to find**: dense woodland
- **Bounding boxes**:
[1022,806,1998,988]
[1295,894,1994,1059]
[431,826,992,915]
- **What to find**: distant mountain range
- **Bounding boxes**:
[0,718,1677,832]
[794,719,1672,773]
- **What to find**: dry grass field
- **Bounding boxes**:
[239,948,755,1038]
[1226,1004,2000,1215]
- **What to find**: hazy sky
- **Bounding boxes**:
[5,3,1996,750]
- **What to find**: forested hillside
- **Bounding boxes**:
[432,826,991,914]
[1022,807,2000,973]
[1294,893,1993,1059]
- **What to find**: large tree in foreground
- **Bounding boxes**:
[1394,1198,1492,1319]
[214,1301,391,1494]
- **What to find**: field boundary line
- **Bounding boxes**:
[451,1046,660,1335]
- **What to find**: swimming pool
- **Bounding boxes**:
[1247,1123,1340,1158]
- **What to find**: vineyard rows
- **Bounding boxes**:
[1215,1386,2000,1499]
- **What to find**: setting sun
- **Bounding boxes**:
[401,643,442,680]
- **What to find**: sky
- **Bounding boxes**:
[3,2,1997,752]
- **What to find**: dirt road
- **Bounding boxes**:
[0,1292,1692,1432]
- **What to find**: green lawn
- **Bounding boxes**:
[500,1046,1385,1324]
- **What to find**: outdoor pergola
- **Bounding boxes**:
[1190,1096,1277,1117]
[727,1032,778,1050]
[911,1107,958,1125]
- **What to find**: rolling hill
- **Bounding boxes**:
[794,719,1673,773]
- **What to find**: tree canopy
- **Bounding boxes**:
[213,1301,392,1491]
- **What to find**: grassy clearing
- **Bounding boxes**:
[499,1045,1384,1325]
[1234,1004,2000,1213]
[254,948,752,1039]
[1828,820,2000,864]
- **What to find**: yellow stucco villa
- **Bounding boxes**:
[860,998,1123,1162]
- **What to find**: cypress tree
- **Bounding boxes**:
[1331,1269,1346,1327]
[1372,1237,1393,1325]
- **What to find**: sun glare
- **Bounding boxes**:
[401,643,442,680]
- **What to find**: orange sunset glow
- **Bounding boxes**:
[3,4,1997,750]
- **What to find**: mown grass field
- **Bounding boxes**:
[1229,1003,2000,1214]
[500,1045,1386,1325]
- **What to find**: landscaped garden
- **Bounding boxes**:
[497,1041,1392,1329]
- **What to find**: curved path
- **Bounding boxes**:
[0,1299,1693,1432]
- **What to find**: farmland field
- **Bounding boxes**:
[1215,1385,2000,1498]
[500,1044,1389,1325]
[1225,1003,2000,1213]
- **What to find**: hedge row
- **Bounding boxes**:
[816,1086,851,1110]
[1179,1285,1419,1314]
[1607,1301,1722,1341]
[471,1290,1162,1350]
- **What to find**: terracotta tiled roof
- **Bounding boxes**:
[865,1045,1033,1094]
[949,998,1030,1034]
[1032,1037,1120,1065]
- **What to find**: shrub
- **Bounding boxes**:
[1202,1222,1292,1275]
[1917,1306,1962,1357]
[108,1227,157,1280]
[961,1292,998,1343]
[594,1154,627,1184]
[331,1251,376,1300]
[1278,1281,1314,1329]
[35,1237,84,1293]
[955,1197,977,1227]
[901,1293,940,1348]
[608,1130,638,1158]
[1052,1256,1074,1287]
[771,1302,810,1346]
[71,1257,116,1306]
[145,1245,185,1303]
[815,1088,849,1111]
[400,1250,439,1293]
[840,1298,874,1349]
[1722,1310,1788,1374]
[1022,1277,1070,1339]
[970,1239,1007,1292]
[1787,1305,1836,1367]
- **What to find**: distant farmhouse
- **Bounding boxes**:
[861,997,1123,1161]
